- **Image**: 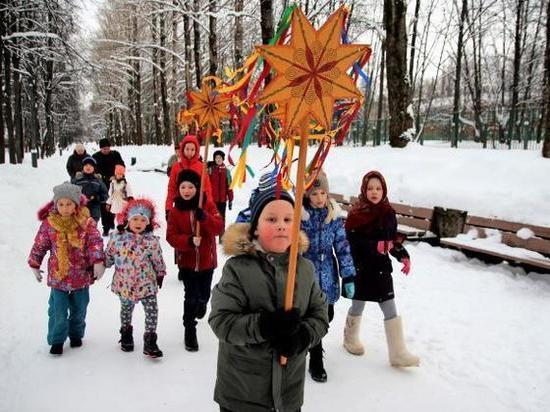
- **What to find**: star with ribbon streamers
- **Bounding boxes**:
[188,83,232,129]
[256,7,370,132]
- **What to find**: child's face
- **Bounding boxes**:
[128,216,148,234]
[366,177,384,204]
[255,200,294,253]
[115,171,124,179]
[83,164,95,174]
[214,155,223,165]
[183,143,196,159]
[179,181,197,200]
[56,198,77,217]
[308,189,328,209]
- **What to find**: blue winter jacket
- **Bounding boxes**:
[301,201,356,304]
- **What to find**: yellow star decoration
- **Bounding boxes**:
[176,108,195,132]
[188,83,232,129]
[257,7,370,132]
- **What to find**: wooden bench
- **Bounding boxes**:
[440,215,550,273]
[330,192,550,273]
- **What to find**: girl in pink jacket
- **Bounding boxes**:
[28,183,105,356]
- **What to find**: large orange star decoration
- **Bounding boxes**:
[188,83,232,130]
[256,7,370,132]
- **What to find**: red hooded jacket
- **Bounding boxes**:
[165,135,213,211]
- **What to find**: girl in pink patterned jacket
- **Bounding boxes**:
[105,198,166,358]
[28,182,105,356]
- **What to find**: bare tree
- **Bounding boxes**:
[383,0,413,147]
[452,0,468,148]
[543,0,550,157]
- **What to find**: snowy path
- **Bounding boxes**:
[1,145,549,412]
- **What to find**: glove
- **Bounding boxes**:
[377,240,394,254]
[272,324,311,357]
[401,258,411,275]
[195,208,205,221]
[344,282,355,298]
[228,202,233,211]
[31,268,43,282]
[165,210,170,221]
[93,263,105,280]
[258,308,301,342]
[156,276,164,289]
[192,236,201,247]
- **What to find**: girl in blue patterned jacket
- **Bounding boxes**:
[301,170,355,383]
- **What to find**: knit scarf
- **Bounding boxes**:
[47,207,90,280]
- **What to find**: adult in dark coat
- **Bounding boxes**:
[66,143,88,179]
[93,138,125,236]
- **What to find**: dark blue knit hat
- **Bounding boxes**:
[249,185,294,236]
[82,156,97,167]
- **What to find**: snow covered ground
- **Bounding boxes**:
[1,143,550,412]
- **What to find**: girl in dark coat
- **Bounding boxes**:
[343,170,419,367]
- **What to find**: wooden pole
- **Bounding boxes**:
[196,125,212,237]
[281,120,309,365]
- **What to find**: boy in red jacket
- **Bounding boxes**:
[166,169,223,351]
[207,150,233,241]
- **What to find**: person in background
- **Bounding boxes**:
[106,165,133,217]
[343,170,419,368]
[28,182,105,356]
[93,138,125,236]
[72,157,109,223]
[207,150,233,241]
[300,170,356,382]
[66,143,88,179]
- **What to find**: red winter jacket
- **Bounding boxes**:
[166,200,223,271]
[165,135,214,211]
[208,163,234,204]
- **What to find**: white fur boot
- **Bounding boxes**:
[384,316,420,367]
[343,314,365,355]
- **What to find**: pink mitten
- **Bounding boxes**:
[376,240,394,254]
[401,258,411,275]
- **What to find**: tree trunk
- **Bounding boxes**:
[132,7,143,145]
[209,0,218,76]
[193,0,202,88]
[452,0,468,148]
[2,18,16,164]
[542,0,550,157]
[151,10,163,145]
[383,0,412,148]
[43,9,56,158]
[234,0,244,67]
[160,12,172,145]
[508,0,524,145]
[171,0,178,138]
[408,0,421,93]
[260,0,274,45]
[0,9,6,164]
[375,41,386,146]
[183,4,193,95]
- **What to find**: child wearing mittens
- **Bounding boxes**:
[106,164,133,215]
[209,184,329,412]
[105,198,166,358]
[301,170,355,382]
[343,170,419,367]
[28,182,105,356]
[166,169,223,352]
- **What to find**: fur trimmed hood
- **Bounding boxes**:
[222,222,310,257]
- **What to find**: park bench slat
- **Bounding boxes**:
[466,216,550,240]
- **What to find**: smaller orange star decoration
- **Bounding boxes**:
[188,82,232,130]
[256,7,370,132]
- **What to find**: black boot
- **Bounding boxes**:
[309,343,327,382]
[196,303,207,319]
[50,343,63,355]
[69,337,82,348]
[184,327,199,352]
[119,325,134,352]
[143,332,163,358]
